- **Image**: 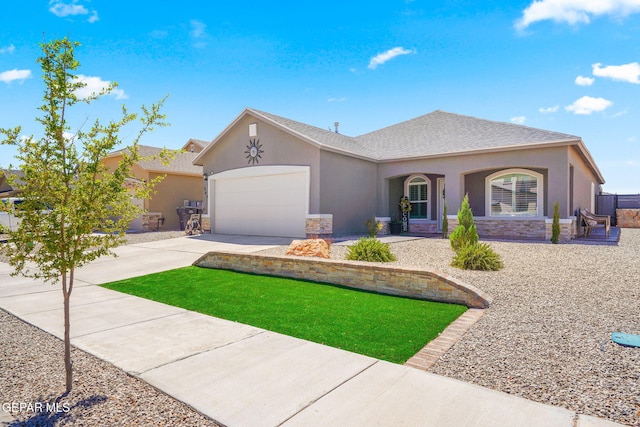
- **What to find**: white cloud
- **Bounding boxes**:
[539,105,559,113]
[592,62,640,84]
[0,69,32,83]
[88,10,99,23]
[49,1,99,23]
[368,47,414,70]
[565,96,612,115]
[189,20,209,48]
[73,74,128,100]
[575,75,595,86]
[515,0,640,30]
[328,97,347,103]
[190,20,206,38]
[0,45,15,54]
[511,116,527,124]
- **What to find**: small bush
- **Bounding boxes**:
[441,202,448,239]
[346,237,397,262]
[449,194,478,252]
[551,201,560,244]
[365,219,383,238]
[451,243,503,271]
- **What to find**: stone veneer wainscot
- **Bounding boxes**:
[446,216,577,242]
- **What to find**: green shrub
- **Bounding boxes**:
[551,201,560,244]
[346,237,397,262]
[451,243,503,271]
[449,194,478,252]
[365,219,383,238]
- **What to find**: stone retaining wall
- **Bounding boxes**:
[193,251,492,309]
[617,209,640,228]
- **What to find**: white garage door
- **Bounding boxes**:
[211,166,309,237]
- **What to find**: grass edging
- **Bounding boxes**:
[102,266,468,364]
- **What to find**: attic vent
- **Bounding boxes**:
[249,123,258,137]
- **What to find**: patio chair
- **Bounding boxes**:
[580,209,610,237]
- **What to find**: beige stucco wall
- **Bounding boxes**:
[148,172,202,230]
[101,155,201,230]
[199,115,322,214]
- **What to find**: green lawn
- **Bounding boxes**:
[102,266,467,363]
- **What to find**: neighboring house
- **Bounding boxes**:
[102,143,203,231]
[193,108,605,241]
[0,169,25,198]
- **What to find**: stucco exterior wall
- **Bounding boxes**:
[199,115,321,213]
[319,150,377,235]
[568,146,601,217]
[102,158,150,193]
[148,172,202,230]
[377,145,571,219]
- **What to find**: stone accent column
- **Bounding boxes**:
[545,218,574,242]
[375,216,391,236]
[305,214,333,239]
[201,214,211,233]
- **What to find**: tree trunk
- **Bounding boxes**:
[62,271,72,393]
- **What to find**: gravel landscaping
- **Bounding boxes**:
[261,230,640,426]
[1,230,220,426]
[2,229,639,425]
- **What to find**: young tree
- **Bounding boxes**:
[0,38,169,393]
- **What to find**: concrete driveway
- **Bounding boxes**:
[0,234,622,427]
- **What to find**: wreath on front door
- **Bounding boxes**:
[399,196,412,213]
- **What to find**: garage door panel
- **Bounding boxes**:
[212,169,308,238]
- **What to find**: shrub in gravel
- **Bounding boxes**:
[449,194,478,252]
[551,201,560,244]
[451,242,503,271]
[442,201,449,239]
[346,237,397,262]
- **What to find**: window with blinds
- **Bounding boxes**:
[408,177,428,219]
[490,173,538,216]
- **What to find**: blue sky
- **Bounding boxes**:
[1,0,639,193]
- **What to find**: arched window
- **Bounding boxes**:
[405,175,430,219]
[486,169,543,217]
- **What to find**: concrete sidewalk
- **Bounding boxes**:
[0,235,622,426]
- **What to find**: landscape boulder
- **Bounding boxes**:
[286,239,330,259]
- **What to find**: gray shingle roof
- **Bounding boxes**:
[249,109,580,161]
[355,110,581,160]
[248,109,378,158]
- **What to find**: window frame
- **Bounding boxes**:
[404,174,431,220]
[485,169,544,218]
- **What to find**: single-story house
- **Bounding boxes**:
[102,142,204,231]
[193,108,605,241]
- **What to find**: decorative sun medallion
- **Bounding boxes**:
[244,138,264,165]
